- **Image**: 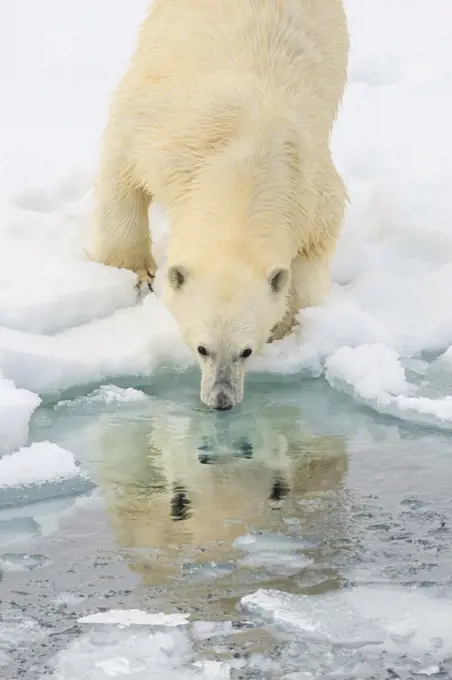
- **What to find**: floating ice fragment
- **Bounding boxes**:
[78,609,191,627]
[0,441,83,488]
[241,586,452,658]
[239,551,313,572]
[0,552,52,572]
[194,660,230,680]
[233,532,318,552]
[233,532,315,573]
[94,657,133,677]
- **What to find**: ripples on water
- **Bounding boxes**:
[1,376,452,678]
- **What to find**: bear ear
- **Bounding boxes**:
[168,265,188,291]
[268,267,289,294]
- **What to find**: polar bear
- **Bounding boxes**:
[89,0,349,409]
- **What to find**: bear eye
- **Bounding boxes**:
[240,348,252,359]
[197,345,208,357]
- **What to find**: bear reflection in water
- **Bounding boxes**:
[94,400,348,587]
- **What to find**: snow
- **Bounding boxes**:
[0,2,451,469]
[0,376,41,454]
[325,344,452,429]
[0,442,82,488]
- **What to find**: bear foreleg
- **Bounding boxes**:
[89,151,157,291]
[268,252,332,342]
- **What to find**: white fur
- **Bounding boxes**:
[89,0,349,407]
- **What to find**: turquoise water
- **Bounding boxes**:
[1,372,452,678]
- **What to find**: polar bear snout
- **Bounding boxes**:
[215,392,233,411]
[200,361,245,410]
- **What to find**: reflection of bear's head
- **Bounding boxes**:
[92,401,348,585]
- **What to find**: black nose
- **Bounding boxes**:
[215,393,233,410]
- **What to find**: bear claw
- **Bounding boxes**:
[135,269,155,294]
[268,317,298,343]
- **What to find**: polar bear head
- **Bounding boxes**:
[161,118,305,409]
[163,251,290,410]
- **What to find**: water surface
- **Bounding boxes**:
[1,373,452,678]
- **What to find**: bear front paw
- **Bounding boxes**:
[135,268,156,293]
[268,316,298,343]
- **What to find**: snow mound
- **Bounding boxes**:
[0,442,83,488]
[0,376,41,454]
[0,298,191,396]
[0,245,138,335]
[325,344,452,430]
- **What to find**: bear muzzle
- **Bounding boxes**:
[200,363,244,410]
[215,391,233,411]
